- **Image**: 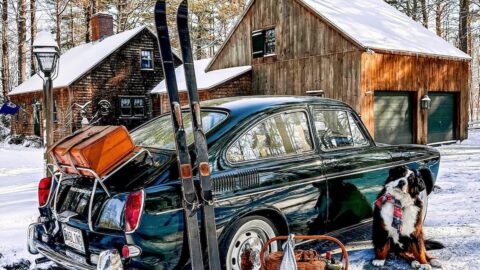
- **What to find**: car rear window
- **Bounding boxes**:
[131,111,227,150]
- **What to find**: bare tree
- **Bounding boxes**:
[17,0,27,83]
[459,0,470,53]
[2,0,10,98]
[30,0,36,76]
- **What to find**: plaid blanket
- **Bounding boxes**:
[376,193,403,234]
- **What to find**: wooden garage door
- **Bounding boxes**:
[428,93,456,143]
[374,92,413,145]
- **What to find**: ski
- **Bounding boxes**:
[154,1,204,269]
[177,1,221,269]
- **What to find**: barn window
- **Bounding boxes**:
[140,50,154,70]
[120,97,145,117]
[252,27,276,58]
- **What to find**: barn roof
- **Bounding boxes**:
[207,0,470,71]
[10,26,157,96]
[151,58,251,94]
[299,0,470,60]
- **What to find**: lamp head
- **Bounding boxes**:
[33,31,59,76]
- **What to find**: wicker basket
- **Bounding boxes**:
[259,235,349,270]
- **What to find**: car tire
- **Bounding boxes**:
[221,215,279,270]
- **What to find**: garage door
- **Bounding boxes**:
[374,92,413,145]
[428,93,456,143]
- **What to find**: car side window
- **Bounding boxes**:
[313,110,369,151]
[227,111,313,163]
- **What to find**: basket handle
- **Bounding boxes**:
[259,235,349,270]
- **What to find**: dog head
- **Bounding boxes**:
[385,166,426,198]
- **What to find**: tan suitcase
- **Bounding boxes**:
[49,126,135,177]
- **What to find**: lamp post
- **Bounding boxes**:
[33,31,59,149]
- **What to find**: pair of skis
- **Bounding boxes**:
[154,1,221,269]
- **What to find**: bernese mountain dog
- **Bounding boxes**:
[372,166,441,269]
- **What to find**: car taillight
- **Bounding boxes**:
[124,190,144,233]
[38,177,52,207]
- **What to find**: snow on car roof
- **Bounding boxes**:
[9,26,148,96]
[300,0,470,60]
[151,58,251,94]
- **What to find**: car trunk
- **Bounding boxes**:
[44,149,175,258]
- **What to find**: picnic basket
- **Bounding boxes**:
[260,235,349,270]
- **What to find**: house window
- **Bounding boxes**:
[141,50,154,70]
[120,97,145,117]
[252,27,276,58]
[22,103,27,124]
[53,100,58,123]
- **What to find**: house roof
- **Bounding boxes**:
[207,0,470,71]
[10,26,156,96]
[151,58,251,94]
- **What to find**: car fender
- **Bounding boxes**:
[218,205,289,244]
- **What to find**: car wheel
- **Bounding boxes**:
[419,189,428,221]
[221,215,279,270]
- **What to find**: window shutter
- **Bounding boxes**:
[252,31,265,58]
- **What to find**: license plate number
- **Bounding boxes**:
[62,225,85,253]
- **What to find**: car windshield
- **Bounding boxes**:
[131,111,228,150]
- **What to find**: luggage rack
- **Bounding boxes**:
[46,148,154,232]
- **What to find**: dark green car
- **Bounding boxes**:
[28,96,440,270]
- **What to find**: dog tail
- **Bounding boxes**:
[424,239,445,250]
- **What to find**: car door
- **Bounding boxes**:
[311,108,392,233]
[215,108,329,235]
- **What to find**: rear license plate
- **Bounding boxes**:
[62,225,85,253]
[66,249,87,264]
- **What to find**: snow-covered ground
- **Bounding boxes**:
[0,144,44,269]
[0,131,479,269]
[348,129,480,270]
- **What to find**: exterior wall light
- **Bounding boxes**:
[421,95,431,110]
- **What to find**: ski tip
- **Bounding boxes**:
[177,0,189,17]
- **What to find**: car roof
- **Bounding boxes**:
[201,96,351,116]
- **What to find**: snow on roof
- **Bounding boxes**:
[151,58,251,94]
[300,0,470,60]
[10,26,147,96]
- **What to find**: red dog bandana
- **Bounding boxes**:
[376,193,403,234]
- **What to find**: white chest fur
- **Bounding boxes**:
[380,190,420,246]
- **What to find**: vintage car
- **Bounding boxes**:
[28,96,440,270]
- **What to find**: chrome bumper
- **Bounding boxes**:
[28,223,123,270]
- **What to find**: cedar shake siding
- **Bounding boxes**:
[10,27,179,141]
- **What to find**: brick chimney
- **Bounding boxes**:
[90,13,114,42]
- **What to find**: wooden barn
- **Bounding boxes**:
[9,14,180,142]
[195,0,471,145]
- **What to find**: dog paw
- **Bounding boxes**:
[411,261,421,269]
[372,259,385,267]
[420,264,432,270]
[429,259,443,268]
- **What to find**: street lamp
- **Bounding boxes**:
[33,31,59,149]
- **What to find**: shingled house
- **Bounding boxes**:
[159,0,470,145]
[9,14,180,142]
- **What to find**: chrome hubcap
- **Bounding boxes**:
[226,220,277,270]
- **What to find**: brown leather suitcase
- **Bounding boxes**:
[49,126,136,177]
